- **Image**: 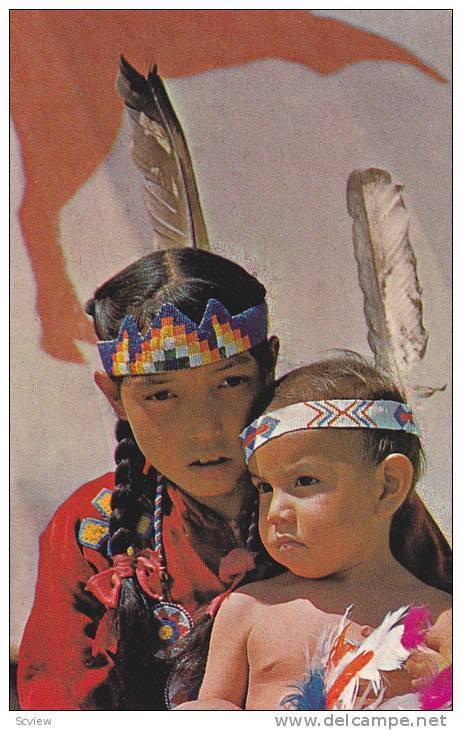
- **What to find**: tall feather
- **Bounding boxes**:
[346,168,428,391]
[117,55,210,250]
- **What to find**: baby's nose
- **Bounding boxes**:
[266,494,296,526]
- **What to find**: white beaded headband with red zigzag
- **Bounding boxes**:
[240,399,420,463]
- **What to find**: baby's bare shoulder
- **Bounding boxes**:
[400,572,451,620]
[425,588,452,622]
[235,572,292,603]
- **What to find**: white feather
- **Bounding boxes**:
[347,168,428,391]
[117,56,210,251]
[325,605,410,709]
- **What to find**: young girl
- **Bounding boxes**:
[178,354,452,711]
[17,252,451,711]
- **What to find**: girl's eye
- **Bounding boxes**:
[145,390,176,402]
[254,482,273,495]
[295,476,320,487]
[220,375,250,389]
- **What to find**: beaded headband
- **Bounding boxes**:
[98,298,268,376]
[240,399,420,463]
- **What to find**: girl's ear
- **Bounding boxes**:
[375,454,414,518]
[94,371,127,420]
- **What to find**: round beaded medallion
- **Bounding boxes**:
[153,601,193,659]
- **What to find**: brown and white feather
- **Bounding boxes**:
[116,55,210,250]
[347,168,428,390]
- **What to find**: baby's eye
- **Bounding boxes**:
[220,375,250,389]
[145,390,176,402]
[254,482,273,495]
[295,476,320,487]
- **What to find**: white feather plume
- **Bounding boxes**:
[347,168,428,391]
[324,605,411,710]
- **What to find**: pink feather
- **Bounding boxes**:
[419,666,452,710]
[401,606,432,649]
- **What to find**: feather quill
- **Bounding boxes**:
[117,55,210,250]
[346,168,428,391]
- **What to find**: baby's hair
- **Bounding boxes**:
[265,351,424,488]
[86,248,275,708]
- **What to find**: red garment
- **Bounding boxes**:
[17,472,244,710]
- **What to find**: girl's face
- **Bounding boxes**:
[248,430,383,579]
[119,352,266,498]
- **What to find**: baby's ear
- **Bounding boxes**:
[375,454,414,518]
[94,370,127,419]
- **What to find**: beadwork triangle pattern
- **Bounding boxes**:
[98,299,268,376]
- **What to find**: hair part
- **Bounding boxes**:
[86,249,267,339]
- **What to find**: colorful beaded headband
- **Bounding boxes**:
[240,399,420,463]
[98,298,268,376]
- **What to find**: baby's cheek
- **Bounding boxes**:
[257,519,266,542]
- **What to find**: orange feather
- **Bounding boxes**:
[326,650,374,708]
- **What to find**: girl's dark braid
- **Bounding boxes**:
[108,420,170,709]
[110,419,152,555]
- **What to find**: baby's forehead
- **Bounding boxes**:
[249,428,367,469]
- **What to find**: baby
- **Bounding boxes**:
[177,354,451,711]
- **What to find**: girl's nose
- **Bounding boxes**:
[266,493,296,526]
[189,403,223,442]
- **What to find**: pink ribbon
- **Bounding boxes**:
[208,548,256,618]
[85,548,163,608]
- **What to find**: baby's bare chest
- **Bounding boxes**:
[247,601,359,684]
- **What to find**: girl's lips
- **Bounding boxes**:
[189,457,231,468]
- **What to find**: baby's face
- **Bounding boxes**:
[248,430,382,579]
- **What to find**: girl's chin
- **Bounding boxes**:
[178,478,242,500]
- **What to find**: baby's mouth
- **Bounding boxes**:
[189,457,231,468]
[276,535,304,551]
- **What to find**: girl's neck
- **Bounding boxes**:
[190,475,253,522]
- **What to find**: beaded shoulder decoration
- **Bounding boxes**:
[78,487,153,554]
